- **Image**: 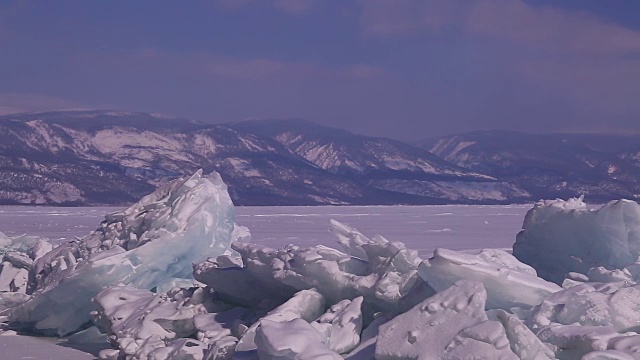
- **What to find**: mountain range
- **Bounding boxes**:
[0,110,637,206]
[422,131,640,202]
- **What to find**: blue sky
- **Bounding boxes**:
[1,0,640,140]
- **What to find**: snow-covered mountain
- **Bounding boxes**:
[0,111,503,206]
[422,130,640,202]
[8,111,637,206]
[230,119,529,202]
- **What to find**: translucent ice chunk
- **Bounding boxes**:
[329,219,384,261]
[0,232,50,259]
[0,233,51,295]
[0,262,28,293]
[9,170,236,336]
[514,198,640,284]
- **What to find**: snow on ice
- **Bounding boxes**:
[4,173,640,360]
[418,248,560,310]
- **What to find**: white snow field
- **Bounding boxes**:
[0,204,529,257]
[2,171,639,359]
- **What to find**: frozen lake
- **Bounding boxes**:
[0,204,532,257]
[0,204,533,359]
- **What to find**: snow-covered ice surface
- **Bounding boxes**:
[238,205,530,256]
[0,334,102,360]
[0,204,530,257]
[0,207,116,244]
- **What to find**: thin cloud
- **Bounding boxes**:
[73,49,392,81]
[518,58,640,117]
[273,0,314,15]
[357,0,640,132]
[4,1,640,139]
[215,0,315,15]
[358,0,461,36]
[466,0,640,55]
[63,48,404,136]
[358,0,640,55]
[0,93,92,115]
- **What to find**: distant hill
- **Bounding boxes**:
[420,130,640,202]
[0,111,515,206]
[230,119,528,203]
[1,110,637,206]
[3,111,452,206]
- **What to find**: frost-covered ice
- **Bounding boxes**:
[376,280,517,360]
[92,285,228,359]
[487,309,555,360]
[7,170,237,336]
[255,318,341,360]
[527,281,640,332]
[235,289,326,352]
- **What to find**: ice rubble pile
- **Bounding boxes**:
[0,232,52,310]
[1,170,237,336]
[83,218,570,360]
[4,177,640,360]
[85,197,640,360]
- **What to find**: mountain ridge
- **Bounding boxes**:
[230,119,530,203]
[1,110,637,205]
[0,110,512,206]
[421,130,640,202]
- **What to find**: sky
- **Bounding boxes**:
[1,0,640,140]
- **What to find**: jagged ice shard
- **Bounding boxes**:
[8,170,236,336]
